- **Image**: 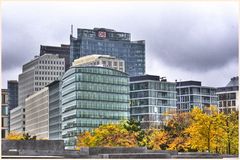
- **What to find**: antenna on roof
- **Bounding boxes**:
[71,24,73,36]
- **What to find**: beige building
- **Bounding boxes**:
[25,87,49,139]
[10,105,25,133]
[72,54,125,72]
[217,77,239,114]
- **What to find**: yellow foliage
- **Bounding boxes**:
[76,123,138,149]
[185,106,238,154]
[6,132,23,140]
[143,129,169,150]
[168,136,190,151]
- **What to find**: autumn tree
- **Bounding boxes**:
[76,123,138,149]
[165,112,192,151]
[6,131,23,140]
[185,106,226,153]
[142,129,169,150]
[221,111,239,154]
[6,132,37,140]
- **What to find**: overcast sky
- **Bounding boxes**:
[1,1,238,88]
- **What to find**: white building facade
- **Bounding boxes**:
[25,87,49,139]
[10,105,25,132]
[72,54,125,72]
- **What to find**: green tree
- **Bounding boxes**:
[123,119,145,146]
[21,133,37,140]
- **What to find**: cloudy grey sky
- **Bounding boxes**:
[2,1,238,88]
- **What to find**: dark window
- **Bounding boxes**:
[1,118,4,127]
[2,130,5,138]
[228,101,231,106]
[223,101,226,107]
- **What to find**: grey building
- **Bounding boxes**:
[18,54,65,106]
[61,66,130,149]
[13,54,65,133]
[130,75,177,129]
[217,76,239,114]
[176,81,218,113]
[40,44,70,71]
[48,80,62,140]
[70,27,145,76]
[1,89,9,138]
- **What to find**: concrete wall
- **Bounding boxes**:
[79,147,148,155]
[2,140,64,156]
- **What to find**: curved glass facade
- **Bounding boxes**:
[61,66,130,149]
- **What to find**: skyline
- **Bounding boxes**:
[2,1,238,88]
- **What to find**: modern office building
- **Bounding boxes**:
[7,80,18,131]
[25,87,49,139]
[72,54,125,72]
[176,81,218,113]
[130,75,177,129]
[217,76,239,114]
[1,89,9,138]
[40,44,70,71]
[70,28,145,76]
[10,105,25,132]
[61,66,130,149]
[48,80,62,140]
[18,54,65,106]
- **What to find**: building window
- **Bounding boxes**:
[232,100,236,106]
[223,101,226,107]
[219,102,222,107]
[228,101,231,107]
[2,130,5,139]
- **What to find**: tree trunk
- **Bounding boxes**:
[228,141,231,154]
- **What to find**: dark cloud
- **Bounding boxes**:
[1,1,238,88]
[2,19,37,71]
[134,4,238,72]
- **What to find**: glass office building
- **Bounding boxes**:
[70,28,145,76]
[48,80,62,140]
[130,75,177,129]
[176,81,218,112]
[61,66,130,149]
